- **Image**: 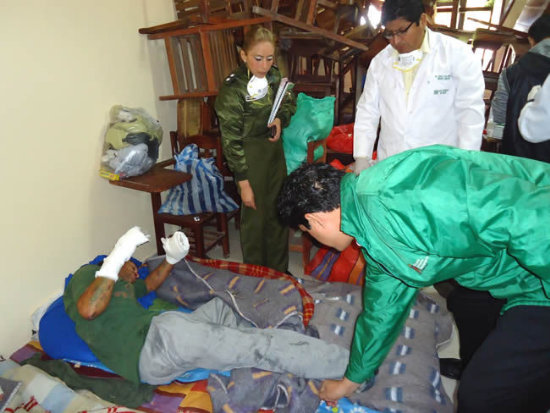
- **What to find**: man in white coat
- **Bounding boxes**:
[353,0,485,171]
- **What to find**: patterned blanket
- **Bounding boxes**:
[154,257,306,331]
[7,256,453,413]
[8,342,214,413]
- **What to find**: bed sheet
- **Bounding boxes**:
[27,255,453,412]
[8,342,381,413]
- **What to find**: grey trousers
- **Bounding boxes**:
[139,297,349,385]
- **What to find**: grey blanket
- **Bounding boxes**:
[152,257,305,332]
[149,257,453,412]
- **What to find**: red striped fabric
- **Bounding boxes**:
[186,256,314,326]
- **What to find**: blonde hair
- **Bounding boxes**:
[242,25,275,53]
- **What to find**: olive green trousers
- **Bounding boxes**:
[239,138,289,273]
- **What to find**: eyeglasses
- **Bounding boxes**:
[382,21,415,39]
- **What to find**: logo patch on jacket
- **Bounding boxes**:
[408,256,429,273]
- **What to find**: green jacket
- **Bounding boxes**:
[214,64,296,181]
[341,145,550,384]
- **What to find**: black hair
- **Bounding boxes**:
[381,0,425,26]
[528,14,550,44]
[277,163,345,229]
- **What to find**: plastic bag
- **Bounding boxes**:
[158,144,239,215]
[99,105,163,180]
[282,93,335,174]
[327,123,354,154]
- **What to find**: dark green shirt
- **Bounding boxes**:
[63,264,156,383]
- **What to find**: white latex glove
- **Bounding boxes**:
[96,226,150,281]
[527,84,542,102]
[162,231,190,264]
[353,157,376,176]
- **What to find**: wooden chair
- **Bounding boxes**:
[289,138,328,274]
[472,28,516,73]
[180,98,241,228]
[155,130,233,258]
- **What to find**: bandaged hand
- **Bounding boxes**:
[162,231,190,264]
[353,157,375,176]
[96,226,150,281]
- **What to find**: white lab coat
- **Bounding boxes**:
[518,74,550,143]
[354,29,485,160]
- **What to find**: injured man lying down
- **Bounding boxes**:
[64,226,453,412]
[64,226,348,380]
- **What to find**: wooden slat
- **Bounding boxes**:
[451,0,459,29]
[165,37,182,96]
[200,30,217,91]
[252,6,368,51]
[179,37,193,92]
[305,0,318,25]
[159,91,218,100]
[467,17,528,37]
[138,18,191,35]
[144,16,271,40]
[191,34,208,90]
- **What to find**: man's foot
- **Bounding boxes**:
[439,358,463,380]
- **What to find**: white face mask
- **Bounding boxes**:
[246,75,268,101]
[392,49,423,72]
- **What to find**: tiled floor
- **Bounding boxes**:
[207,222,459,403]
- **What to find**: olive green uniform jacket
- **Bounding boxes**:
[215,65,296,272]
[340,145,550,384]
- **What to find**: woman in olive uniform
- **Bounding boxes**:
[215,26,296,273]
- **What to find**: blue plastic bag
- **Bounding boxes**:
[159,144,239,215]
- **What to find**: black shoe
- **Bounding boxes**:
[439,357,463,380]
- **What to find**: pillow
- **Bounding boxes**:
[158,144,239,215]
[39,295,101,364]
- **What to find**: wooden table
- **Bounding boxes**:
[109,161,192,254]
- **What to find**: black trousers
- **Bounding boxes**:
[446,285,505,366]
[457,305,550,412]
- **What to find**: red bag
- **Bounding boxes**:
[305,241,365,285]
[326,123,354,154]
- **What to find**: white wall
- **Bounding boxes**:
[0,0,178,355]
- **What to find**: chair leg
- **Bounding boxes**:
[194,226,206,258]
[234,210,241,230]
[219,213,230,257]
[302,233,313,275]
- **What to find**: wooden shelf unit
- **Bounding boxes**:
[140,17,271,100]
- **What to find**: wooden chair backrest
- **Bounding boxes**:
[169,131,225,174]
[307,138,328,164]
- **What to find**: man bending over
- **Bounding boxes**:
[277,145,550,413]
